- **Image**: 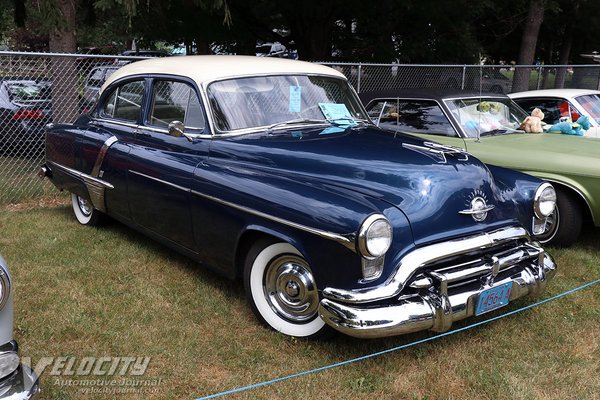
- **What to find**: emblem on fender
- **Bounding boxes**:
[459,191,494,222]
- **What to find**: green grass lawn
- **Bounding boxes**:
[1,204,599,399]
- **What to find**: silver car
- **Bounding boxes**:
[0,255,40,399]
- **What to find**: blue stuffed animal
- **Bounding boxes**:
[546,115,590,136]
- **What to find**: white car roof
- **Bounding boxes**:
[509,88,600,99]
[101,55,346,93]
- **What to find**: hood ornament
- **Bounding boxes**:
[459,191,494,222]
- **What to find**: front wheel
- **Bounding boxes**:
[535,188,582,247]
[243,239,332,339]
[71,193,105,226]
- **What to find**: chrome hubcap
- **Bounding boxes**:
[264,255,319,323]
[536,208,559,242]
[77,196,92,217]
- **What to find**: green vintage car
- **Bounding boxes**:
[361,89,600,247]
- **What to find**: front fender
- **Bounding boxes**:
[521,170,598,226]
[486,164,542,233]
[190,161,414,288]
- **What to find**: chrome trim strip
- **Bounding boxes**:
[323,226,531,304]
[92,118,138,130]
[128,170,190,192]
[125,169,356,250]
[458,205,495,215]
[49,161,114,212]
[91,136,118,177]
[191,189,356,251]
[48,161,114,189]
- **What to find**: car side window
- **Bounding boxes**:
[101,80,145,122]
[513,98,579,125]
[148,80,205,130]
[368,99,458,137]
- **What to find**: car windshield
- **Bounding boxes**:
[575,94,600,124]
[207,75,369,132]
[444,97,528,137]
[6,80,51,102]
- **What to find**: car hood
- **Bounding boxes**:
[213,125,520,245]
[462,133,600,177]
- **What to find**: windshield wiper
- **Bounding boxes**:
[266,118,328,132]
[479,128,514,137]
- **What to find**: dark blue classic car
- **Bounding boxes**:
[41,56,557,339]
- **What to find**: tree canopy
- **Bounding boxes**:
[1,0,600,65]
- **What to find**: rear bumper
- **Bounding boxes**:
[0,342,40,400]
[319,227,557,338]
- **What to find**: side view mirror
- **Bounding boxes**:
[168,120,185,138]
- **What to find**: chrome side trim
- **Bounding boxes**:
[128,170,190,192]
[48,161,114,190]
[125,169,356,250]
[91,136,118,177]
[322,226,530,304]
[48,161,114,212]
[191,189,357,251]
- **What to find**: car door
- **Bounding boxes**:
[80,78,147,220]
[126,78,210,250]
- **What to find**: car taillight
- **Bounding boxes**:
[12,109,45,120]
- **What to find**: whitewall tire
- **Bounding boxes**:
[71,193,104,226]
[243,240,331,339]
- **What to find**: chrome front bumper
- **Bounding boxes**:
[319,227,557,339]
[0,342,40,400]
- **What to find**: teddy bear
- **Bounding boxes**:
[519,107,545,133]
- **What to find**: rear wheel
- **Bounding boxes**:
[535,188,582,247]
[71,193,105,226]
[243,239,332,339]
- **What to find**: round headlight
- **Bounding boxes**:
[0,265,10,310]
[534,183,557,218]
[358,214,393,258]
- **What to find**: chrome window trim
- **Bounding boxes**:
[125,170,356,250]
[323,225,531,304]
[139,125,210,139]
[92,117,138,130]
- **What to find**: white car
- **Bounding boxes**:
[0,255,40,399]
[509,89,600,138]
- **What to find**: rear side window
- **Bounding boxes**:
[368,99,457,137]
[6,80,51,102]
[148,80,205,130]
[512,98,580,125]
[101,80,145,122]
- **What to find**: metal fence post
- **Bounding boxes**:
[357,63,362,93]
[461,65,466,90]
[536,65,543,90]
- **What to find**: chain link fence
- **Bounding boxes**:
[1,50,600,205]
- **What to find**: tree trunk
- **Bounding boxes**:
[554,0,579,89]
[49,0,79,124]
[512,1,545,92]
[280,1,336,61]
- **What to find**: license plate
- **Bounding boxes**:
[475,282,512,315]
